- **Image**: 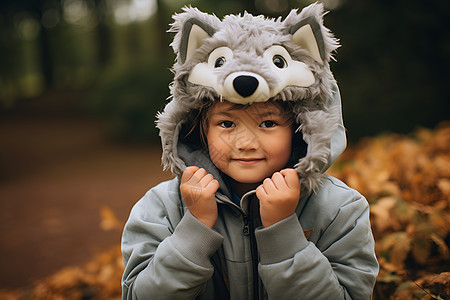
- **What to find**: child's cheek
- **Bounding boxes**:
[208,140,229,168]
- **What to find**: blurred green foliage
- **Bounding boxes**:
[327,0,450,139]
[0,0,449,141]
[86,57,171,140]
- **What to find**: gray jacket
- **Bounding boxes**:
[122,4,378,299]
[122,174,378,299]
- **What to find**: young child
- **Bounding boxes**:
[121,3,379,300]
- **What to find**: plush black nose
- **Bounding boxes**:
[233,75,259,98]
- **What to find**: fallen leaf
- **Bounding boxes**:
[100,205,122,231]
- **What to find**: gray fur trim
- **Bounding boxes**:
[295,106,340,192]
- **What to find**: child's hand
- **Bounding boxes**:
[180,166,220,228]
[256,168,300,228]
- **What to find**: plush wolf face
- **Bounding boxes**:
[158,3,347,192]
[170,3,339,105]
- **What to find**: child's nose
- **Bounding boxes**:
[235,131,259,151]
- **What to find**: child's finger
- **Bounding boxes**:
[262,177,277,194]
[256,184,267,198]
[191,168,207,183]
[181,166,200,183]
[205,179,220,194]
[199,173,214,187]
[280,168,299,189]
[270,172,286,190]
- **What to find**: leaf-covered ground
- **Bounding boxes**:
[0,122,449,300]
[328,122,450,299]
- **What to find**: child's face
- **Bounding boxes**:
[206,101,293,184]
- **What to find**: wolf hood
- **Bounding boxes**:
[156,3,346,193]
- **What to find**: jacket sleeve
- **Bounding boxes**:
[121,182,224,300]
[255,191,379,299]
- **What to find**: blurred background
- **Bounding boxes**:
[0,0,449,293]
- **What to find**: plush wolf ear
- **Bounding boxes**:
[289,16,325,64]
[179,18,216,64]
[285,3,339,64]
[170,7,220,64]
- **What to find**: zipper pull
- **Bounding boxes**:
[243,215,250,236]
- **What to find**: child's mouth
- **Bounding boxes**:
[232,158,264,165]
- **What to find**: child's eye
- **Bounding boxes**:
[219,121,235,128]
[260,120,277,128]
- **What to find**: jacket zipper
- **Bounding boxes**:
[243,213,260,300]
[243,215,250,236]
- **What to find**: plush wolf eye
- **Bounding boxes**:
[215,57,226,68]
[273,55,287,68]
[208,47,233,68]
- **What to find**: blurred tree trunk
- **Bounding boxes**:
[94,0,111,68]
[0,11,20,106]
[0,13,16,78]
[28,0,53,89]
[0,0,51,100]
[155,0,171,57]
[39,26,53,89]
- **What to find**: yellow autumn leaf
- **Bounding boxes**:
[100,205,122,231]
[389,232,412,271]
[370,196,397,233]
[437,178,450,196]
